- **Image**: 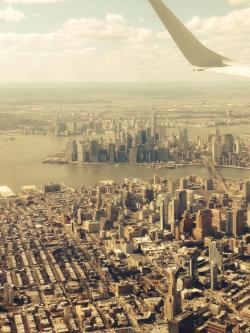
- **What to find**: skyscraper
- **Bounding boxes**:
[106,203,118,222]
[212,139,222,163]
[168,180,176,194]
[189,255,198,280]
[209,241,223,271]
[90,140,99,163]
[136,144,145,163]
[180,177,188,190]
[215,128,221,143]
[224,134,234,153]
[160,196,170,230]
[178,128,188,152]
[117,145,127,163]
[194,209,213,240]
[144,187,154,202]
[128,147,137,164]
[210,262,219,291]
[186,189,194,207]
[211,209,223,232]
[164,269,182,321]
[127,134,133,150]
[77,142,88,163]
[138,130,147,145]
[151,109,157,140]
[55,115,60,136]
[232,208,246,237]
[168,197,181,234]
[176,190,187,216]
[225,210,233,236]
[109,143,116,163]
[235,139,242,154]
[243,180,250,203]
[157,147,170,162]
[65,139,78,162]
[98,149,108,162]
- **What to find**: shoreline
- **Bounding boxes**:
[3,162,250,194]
[43,160,250,171]
[217,165,250,171]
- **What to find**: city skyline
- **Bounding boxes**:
[0,69,250,333]
[0,0,250,81]
[0,2,249,332]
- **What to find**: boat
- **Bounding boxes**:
[166,162,176,169]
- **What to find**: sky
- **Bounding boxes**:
[0,0,250,82]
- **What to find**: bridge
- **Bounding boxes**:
[206,158,232,195]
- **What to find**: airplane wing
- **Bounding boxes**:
[207,65,250,78]
[148,0,250,78]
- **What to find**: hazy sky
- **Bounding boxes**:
[0,0,250,82]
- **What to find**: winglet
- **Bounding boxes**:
[148,0,232,68]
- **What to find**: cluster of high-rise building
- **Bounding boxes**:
[55,114,250,170]
[64,126,191,164]
[0,173,249,333]
[62,110,193,164]
[209,129,249,167]
[55,115,78,137]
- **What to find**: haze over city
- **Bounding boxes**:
[0,1,250,333]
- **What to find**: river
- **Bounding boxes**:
[1,133,250,193]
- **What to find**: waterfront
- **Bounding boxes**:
[1,134,250,192]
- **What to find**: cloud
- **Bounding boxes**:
[0,6,25,22]
[0,12,160,81]
[0,7,250,81]
[60,13,152,44]
[186,8,250,63]
[228,0,250,6]
[1,0,65,3]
